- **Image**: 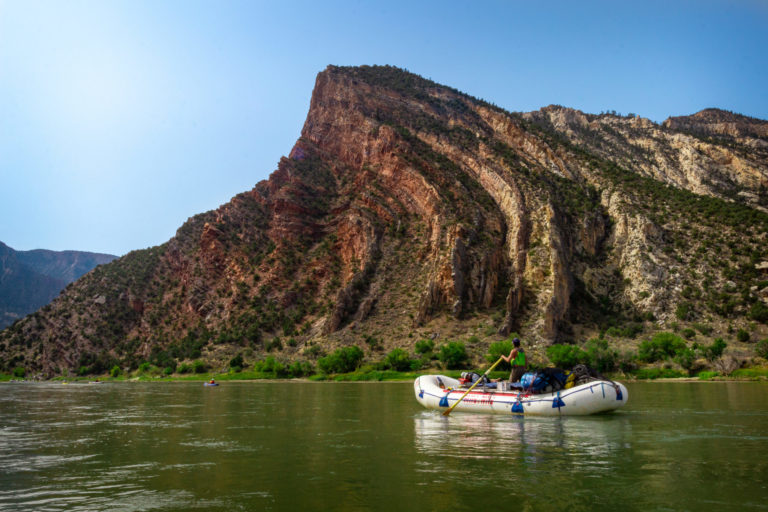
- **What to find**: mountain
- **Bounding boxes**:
[0,242,116,329]
[2,65,767,377]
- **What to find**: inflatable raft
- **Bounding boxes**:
[414,374,628,416]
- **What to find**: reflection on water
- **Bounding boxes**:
[414,410,631,468]
[1,381,768,511]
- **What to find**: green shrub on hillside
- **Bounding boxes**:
[637,332,687,363]
[756,339,768,359]
[383,348,415,371]
[288,360,314,378]
[414,339,434,355]
[254,356,286,377]
[149,347,176,373]
[318,346,364,374]
[675,303,693,321]
[438,341,467,369]
[700,338,727,361]
[193,360,207,374]
[674,347,696,373]
[736,329,750,342]
[616,350,638,372]
[584,338,618,372]
[546,344,589,369]
[266,338,283,352]
[229,354,244,372]
[604,322,643,338]
[304,344,325,359]
[364,335,381,351]
[748,302,768,323]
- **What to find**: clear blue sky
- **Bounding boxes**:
[1,0,766,256]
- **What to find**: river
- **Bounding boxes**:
[1,381,767,511]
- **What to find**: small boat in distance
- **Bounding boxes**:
[414,370,628,416]
[204,379,218,387]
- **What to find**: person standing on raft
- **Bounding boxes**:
[502,338,526,382]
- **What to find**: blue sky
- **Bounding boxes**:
[1,0,766,256]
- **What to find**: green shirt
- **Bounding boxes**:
[512,349,526,367]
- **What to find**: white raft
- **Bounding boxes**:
[414,375,628,416]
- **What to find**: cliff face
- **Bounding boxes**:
[524,106,768,210]
[2,66,767,377]
[0,242,117,329]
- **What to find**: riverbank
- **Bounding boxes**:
[2,366,767,383]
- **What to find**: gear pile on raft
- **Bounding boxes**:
[414,365,628,416]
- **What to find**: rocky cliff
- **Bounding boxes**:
[2,65,767,377]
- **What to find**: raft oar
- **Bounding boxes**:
[442,357,504,416]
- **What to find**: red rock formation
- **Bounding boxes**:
[3,66,768,377]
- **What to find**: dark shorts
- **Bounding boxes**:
[509,366,526,383]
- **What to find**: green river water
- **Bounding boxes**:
[1,381,767,511]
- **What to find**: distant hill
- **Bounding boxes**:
[0,242,116,328]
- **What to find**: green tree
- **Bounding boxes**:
[193,360,207,374]
[229,354,244,372]
[546,344,588,368]
[288,360,314,377]
[674,347,696,374]
[255,356,286,377]
[702,338,727,362]
[383,348,414,371]
[414,339,434,353]
[637,332,687,363]
[318,346,364,374]
[438,341,467,369]
[584,338,617,372]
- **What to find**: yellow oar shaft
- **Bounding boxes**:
[442,357,504,416]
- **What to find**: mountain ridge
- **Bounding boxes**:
[0,241,117,329]
[2,65,767,377]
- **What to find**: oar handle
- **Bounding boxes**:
[442,357,504,416]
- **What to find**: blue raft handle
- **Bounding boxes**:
[552,390,565,409]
